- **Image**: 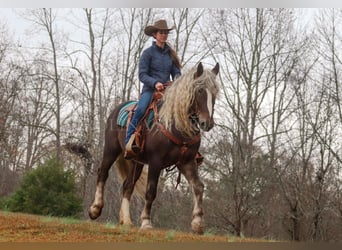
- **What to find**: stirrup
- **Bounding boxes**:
[124,134,140,159]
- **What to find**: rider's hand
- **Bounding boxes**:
[155,82,164,91]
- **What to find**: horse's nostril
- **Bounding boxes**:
[200,121,207,130]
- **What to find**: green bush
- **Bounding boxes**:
[3,158,82,218]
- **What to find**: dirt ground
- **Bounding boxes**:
[0,211,259,242]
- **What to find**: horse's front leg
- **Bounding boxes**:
[140,166,161,230]
[179,161,205,234]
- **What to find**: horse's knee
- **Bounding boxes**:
[193,180,204,194]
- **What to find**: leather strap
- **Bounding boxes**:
[157,122,200,161]
[157,122,201,189]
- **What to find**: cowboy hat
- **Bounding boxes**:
[144,19,175,36]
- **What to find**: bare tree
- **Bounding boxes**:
[118,8,154,100]
[0,23,22,194]
[306,8,342,240]
[0,21,56,193]
[23,8,65,160]
[169,8,207,67]
[202,9,312,239]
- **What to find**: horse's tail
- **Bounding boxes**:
[114,153,147,199]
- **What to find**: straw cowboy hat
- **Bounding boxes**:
[144,19,175,36]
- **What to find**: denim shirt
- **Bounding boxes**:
[139,41,181,93]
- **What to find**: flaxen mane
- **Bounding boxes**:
[159,66,219,136]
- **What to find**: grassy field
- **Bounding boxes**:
[0,211,268,242]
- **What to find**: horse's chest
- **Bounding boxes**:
[165,144,199,165]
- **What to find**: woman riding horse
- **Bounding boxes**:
[124,19,181,159]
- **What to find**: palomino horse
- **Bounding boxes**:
[89,62,220,234]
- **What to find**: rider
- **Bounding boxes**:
[124,19,182,159]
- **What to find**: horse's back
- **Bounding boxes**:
[107,101,135,125]
[112,99,161,129]
[116,101,137,127]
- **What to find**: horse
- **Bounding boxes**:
[89,62,220,234]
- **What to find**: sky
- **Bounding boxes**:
[0,1,341,7]
[0,9,89,49]
[0,9,29,39]
[0,8,321,43]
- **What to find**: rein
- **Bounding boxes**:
[156,122,200,166]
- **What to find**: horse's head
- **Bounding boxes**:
[159,62,220,137]
[190,62,220,132]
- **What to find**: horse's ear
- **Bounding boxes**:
[212,63,219,75]
[194,62,204,78]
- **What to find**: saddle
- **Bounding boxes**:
[124,85,169,159]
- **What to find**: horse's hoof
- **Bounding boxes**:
[191,217,204,234]
[140,219,153,230]
[119,218,133,226]
[88,205,102,220]
[191,223,204,234]
[140,224,153,230]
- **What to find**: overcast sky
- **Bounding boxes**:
[0,9,29,38]
[0,8,319,42]
[0,1,341,7]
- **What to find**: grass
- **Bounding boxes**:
[0,210,270,242]
[165,230,176,240]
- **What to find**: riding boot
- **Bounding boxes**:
[124,134,140,160]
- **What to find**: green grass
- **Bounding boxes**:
[165,230,176,240]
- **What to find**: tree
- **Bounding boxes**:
[203,8,299,237]
[25,8,64,160]
[4,157,82,217]
[118,8,154,100]
[0,21,26,194]
[303,8,342,240]
[169,8,207,67]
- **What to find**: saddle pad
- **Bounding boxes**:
[116,101,163,128]
[117,101,137,127]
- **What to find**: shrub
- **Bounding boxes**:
[3,158,82,218]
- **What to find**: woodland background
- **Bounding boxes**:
[1,8,342,241]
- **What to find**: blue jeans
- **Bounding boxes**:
[125,91,154,145]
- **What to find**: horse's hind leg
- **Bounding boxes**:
[179,161,205,234]
[89,144,120,220]
[119,161,144,225]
